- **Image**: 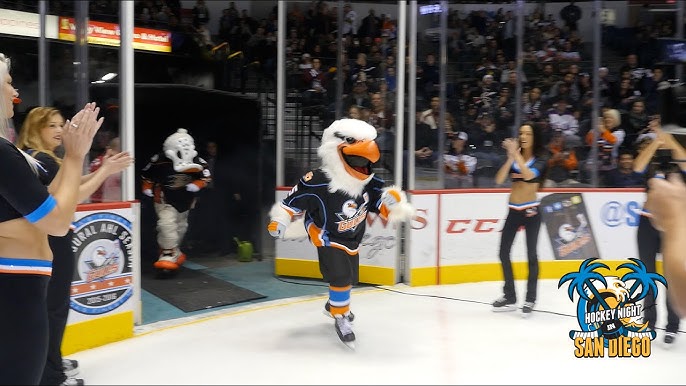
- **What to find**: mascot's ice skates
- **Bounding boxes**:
[141,128,211,277]
[267,118,415,349]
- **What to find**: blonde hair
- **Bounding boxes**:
[0,53,11,140]
[0,53,41,174]
[602,108,622,129]
[17,107,63,165]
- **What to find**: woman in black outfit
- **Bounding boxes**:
[492,123,548,317]
[0,52,103,385]
[17,107,132,385]
[631,121,686,346]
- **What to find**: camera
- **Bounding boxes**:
[652,148,680,175]
[659,80,686,139]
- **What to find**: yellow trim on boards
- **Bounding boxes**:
[276,258,664,287]
[62,311,134,355]
[408,266,438,287]
[412,260,665,286]
[274,257,395,286]
[359,265,396,286]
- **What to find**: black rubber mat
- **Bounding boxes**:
[141,267,266,312]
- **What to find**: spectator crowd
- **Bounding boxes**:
[3,0,681,188]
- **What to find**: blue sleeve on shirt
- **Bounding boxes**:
[25,195,57,223]
[0,139,53,219]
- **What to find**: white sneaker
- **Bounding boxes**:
[62,358,79,377]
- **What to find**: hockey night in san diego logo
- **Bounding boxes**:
[558,258,666,358]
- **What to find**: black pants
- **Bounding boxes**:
[498,206,541,303]
[41,231,75,385]
[0,273,50,385]
[317,247,359,287]
[637,215,680,333]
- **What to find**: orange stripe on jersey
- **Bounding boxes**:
[0,268,52,276]
[307,222,324,247]
[330,242,359,256]
[379,203,390,219]
[189,180,206,190]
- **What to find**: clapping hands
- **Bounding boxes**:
[100,151,134,176]
[502,138,520,157]
[62,102,104,159]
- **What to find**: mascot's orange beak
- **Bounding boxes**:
[338,139,380,180]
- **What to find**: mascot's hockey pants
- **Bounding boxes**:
[154,203,189,250]
[317,247,359,316]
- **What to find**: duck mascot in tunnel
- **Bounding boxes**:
[267,118,415,348]
[141,128,211,276]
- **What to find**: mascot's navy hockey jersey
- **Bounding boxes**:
[276,169,387,255]
[267,118,415,347]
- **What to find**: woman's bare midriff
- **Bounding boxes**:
[0,218,52,261]
[509,181,540,204]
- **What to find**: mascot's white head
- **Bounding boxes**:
[318,118,380,197]
[163,128,203,172]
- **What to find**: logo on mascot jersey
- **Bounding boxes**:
[166,173,194,189]
[335,193,369,232]
[70,212,134,315]
[558,258,666,358]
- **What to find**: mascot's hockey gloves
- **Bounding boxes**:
[380,185,416,224]
[143,188,153,197]
[381,188,402,208]
[268,220,288,238]
[186,183,200,192]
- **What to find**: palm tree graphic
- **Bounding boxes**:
[617,258,667,306]
[559,258,610,309]
[559,257,665,341]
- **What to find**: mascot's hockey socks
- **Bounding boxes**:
[267,118,415,346]
[141,128,211,272]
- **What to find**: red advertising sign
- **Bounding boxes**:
[58,17,171,53]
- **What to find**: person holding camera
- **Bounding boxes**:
[632,121,686,345]
[647,172,686,320]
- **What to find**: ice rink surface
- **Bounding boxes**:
[72,279,686,385]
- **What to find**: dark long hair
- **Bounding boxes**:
[520,121,546,157]
[521,121,549,188]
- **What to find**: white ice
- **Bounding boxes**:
[70,279,686,385]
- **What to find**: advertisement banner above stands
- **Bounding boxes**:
[58,17,171,53]
[0,9,58,38]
